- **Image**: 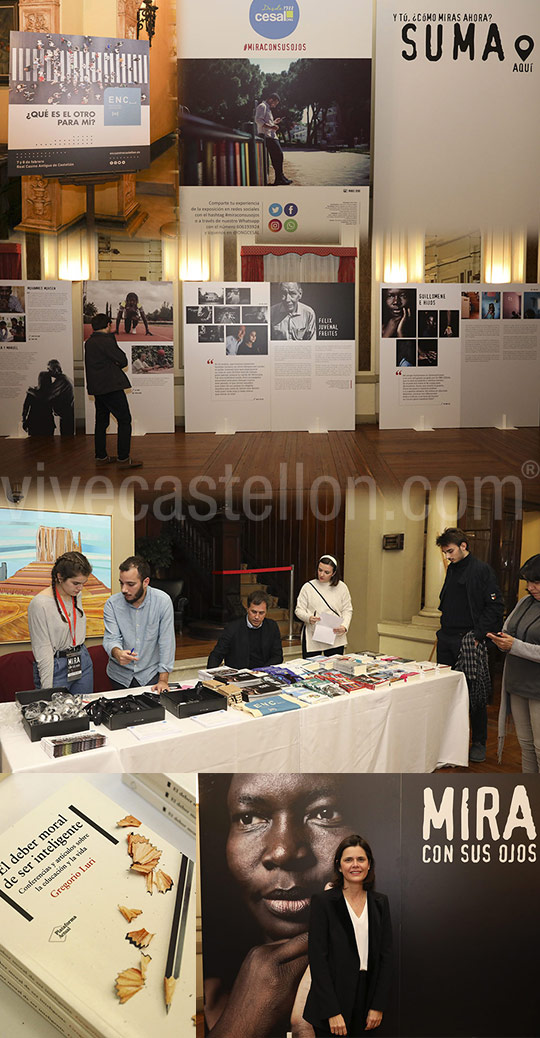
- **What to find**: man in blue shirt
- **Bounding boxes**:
[103,555,175,691]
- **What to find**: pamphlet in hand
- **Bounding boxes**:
[313,612,343,646]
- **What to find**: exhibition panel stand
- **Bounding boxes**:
[0,671,469,774]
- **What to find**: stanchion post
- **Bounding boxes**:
[287,564,295,642]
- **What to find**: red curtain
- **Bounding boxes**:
[0,244,22,280]
[241,253,265,281]
[338,256,355,282]
[240,246,356,282]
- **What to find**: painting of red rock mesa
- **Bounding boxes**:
[0,514,111,643]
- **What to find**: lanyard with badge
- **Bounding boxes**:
[57,596,83,681]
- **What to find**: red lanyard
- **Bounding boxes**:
[58,595,77,646]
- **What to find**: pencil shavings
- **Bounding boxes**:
[115,967,144,1003]
[146,870,153,894]
[118,905,143,923]
[127,832,147,854]
[126,927,155,949]
[117,814,142,827]
[140,953,151,979]
[129,837,162,874]
[154,869,174,893]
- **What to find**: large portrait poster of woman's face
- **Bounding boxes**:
[199,774,540,1038]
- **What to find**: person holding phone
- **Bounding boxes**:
[490,554,540,771]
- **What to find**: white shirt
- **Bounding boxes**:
[344,895,369,971]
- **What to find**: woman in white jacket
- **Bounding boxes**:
[295,555,353,659]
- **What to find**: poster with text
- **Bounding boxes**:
[184,281,355,432]
[374,1,540,234]
[177,0,371,241]
[199,774,539,1038]
[0,281,74,438]
[8,32,150,176]
[379,283,540,429]
[83,281,175,434]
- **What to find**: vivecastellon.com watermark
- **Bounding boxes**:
[1,462,534,522]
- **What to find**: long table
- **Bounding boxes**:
[0,670,469,773]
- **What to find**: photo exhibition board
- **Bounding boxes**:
[199,774,540,1038]
[374,1,540,234]
[0,281,74,438]
[8,32,150,176]
[0,507,112,643]
[183,281,355,432]
[379,283,540,429]
[177,0,372,244]
[83,281,175,435]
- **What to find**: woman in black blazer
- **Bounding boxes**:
[303,835,392,1037]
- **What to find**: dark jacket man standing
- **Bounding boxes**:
[436,527,504,763]
[84,313,141,468]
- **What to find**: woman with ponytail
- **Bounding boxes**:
[27,551,94,691]
[295,555,353,658]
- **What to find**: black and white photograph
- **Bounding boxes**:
[270,282,355,341]
[242,305,268,324]
[198,324,225,344]
[186,305,214,324]
[199,288,224,304]
[214,305,241,325]
[226,287,251,305]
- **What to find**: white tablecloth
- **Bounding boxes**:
[0,671,469,774]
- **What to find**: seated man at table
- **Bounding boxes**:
[207,591,283,671]
[103,555,175,692]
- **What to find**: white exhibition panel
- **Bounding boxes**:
[83,279,175,434]
[177,0,372,242]
[0,281,74,438]
[374,1,540,234]
[379,283,540,429]
[184,281,355,432]
[0,671,469,774]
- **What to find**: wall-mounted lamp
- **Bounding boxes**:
[7,480,24,505]
[137,1,159,47]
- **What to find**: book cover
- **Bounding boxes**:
[238,694,303,717]
[0,779,195,1038]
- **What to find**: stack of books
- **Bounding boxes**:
[0,779,195,1038]
[122,774,196,842]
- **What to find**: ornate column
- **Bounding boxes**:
[117,0,140,38]
[417,485,458,622]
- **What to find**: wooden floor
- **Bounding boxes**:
[3,424,539,500]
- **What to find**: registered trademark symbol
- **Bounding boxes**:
[521,460,540,478]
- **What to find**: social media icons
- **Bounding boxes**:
[268,202,298,233]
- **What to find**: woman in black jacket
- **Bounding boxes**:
[304,835,392,1037]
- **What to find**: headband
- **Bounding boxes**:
[319,554,338,567]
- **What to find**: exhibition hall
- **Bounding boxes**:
[0,2,539,1036]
